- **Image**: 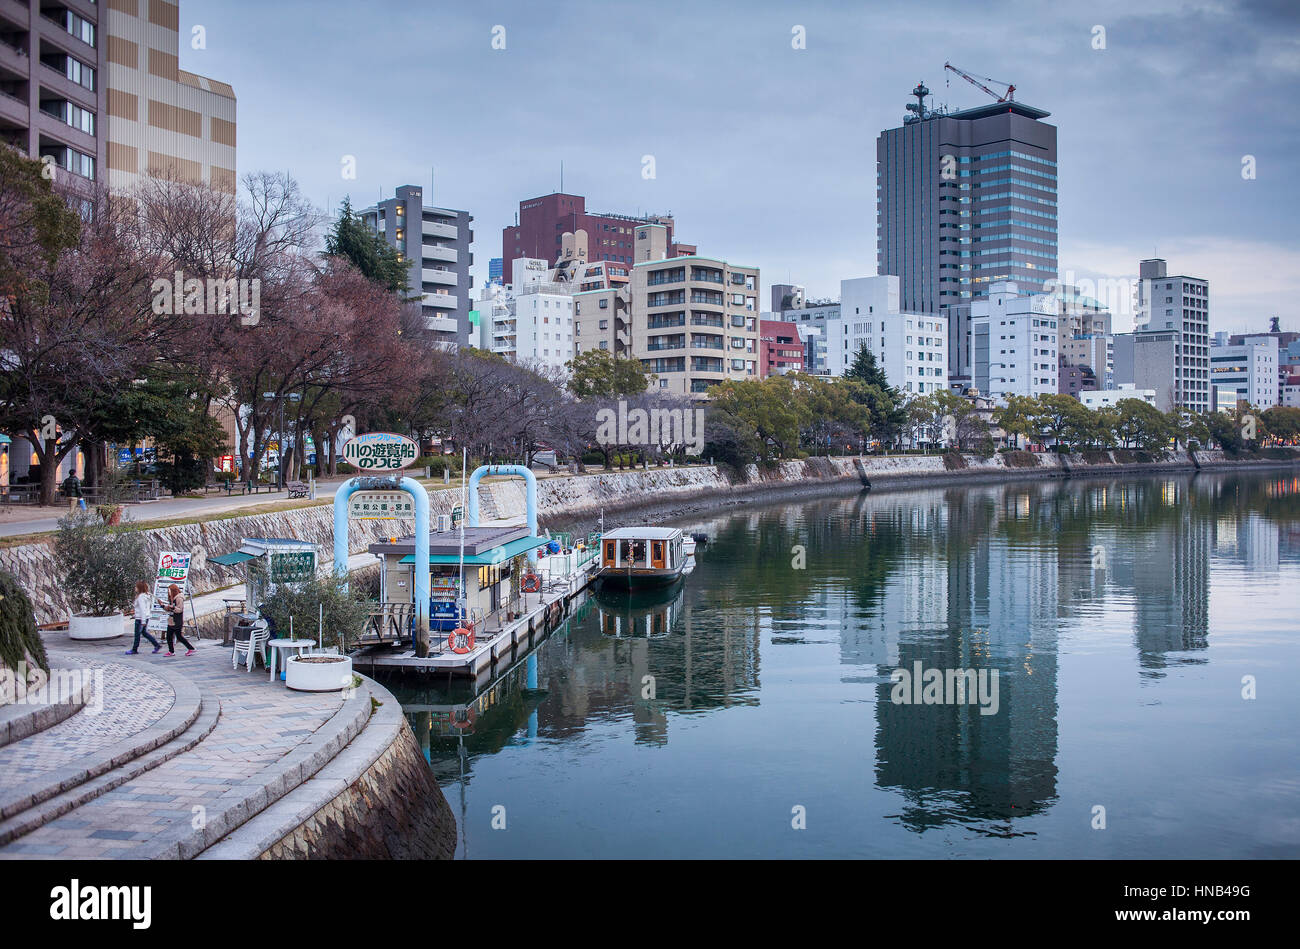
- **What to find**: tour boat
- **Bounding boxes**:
[597,527,687,588]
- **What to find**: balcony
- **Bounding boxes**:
[422,220,457,240]
[0,35,29,77]
[0,0,30,29]
[424,315,460,336]
[0,86,28,126]
[422,292,459,310]
[690,336,724,350]
[421,268,457,287]
[421,244,457,264]
[37,61,96,110]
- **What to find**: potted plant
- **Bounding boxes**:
[96,504,123,526]
[260,575,368,691]
[54,512,149,640]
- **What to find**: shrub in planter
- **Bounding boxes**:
[259,574,370,691]
[258,574,370,654]
[54,513,149,639]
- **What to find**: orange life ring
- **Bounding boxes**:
[521,574,541,593]
[451,706,476,729]
[449,626,475,654]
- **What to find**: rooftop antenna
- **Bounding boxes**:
[904,81,931,123]
[560,160,563,194]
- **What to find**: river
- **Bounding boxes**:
[389,470,1300,859]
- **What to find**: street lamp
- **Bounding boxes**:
[262,391,303,491]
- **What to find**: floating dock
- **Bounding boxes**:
[352,552,597,678]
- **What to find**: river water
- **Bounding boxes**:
[390,471,1300,859]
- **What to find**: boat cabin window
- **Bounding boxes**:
[620,540,646,565]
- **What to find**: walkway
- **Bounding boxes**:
[0,627,364,859]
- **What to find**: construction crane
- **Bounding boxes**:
[944,62,1015,103]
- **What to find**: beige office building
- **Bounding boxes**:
[102,0,235,193]
[628,224,760,399]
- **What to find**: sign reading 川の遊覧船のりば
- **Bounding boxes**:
[348,491,415,520]
[341,432,419,471]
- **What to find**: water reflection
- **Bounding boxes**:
[388,471,1300,855]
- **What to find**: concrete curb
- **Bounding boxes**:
[136,677,373,860]
[0,686,221,847]
[0,652,202,821]
[196,675,405,860]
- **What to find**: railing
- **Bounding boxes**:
[2,479,165,505]
[362,602,413,644]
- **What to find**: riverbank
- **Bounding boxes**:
[3,449,1296,627]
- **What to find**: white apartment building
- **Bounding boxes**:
[825,276,947,395]
[1080,385,1156,409]
[1209,333,1278,409]
[1135,258,1210,413]
[487,257,574,372]
[972,281,1059,399]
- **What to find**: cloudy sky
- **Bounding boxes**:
[187,0,1298,333]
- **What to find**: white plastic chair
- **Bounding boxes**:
[232,620,270,672]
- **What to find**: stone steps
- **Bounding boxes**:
[0,686,220,847]
[0,654,204,826]
[133,679,375,859]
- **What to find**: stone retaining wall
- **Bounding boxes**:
[7,451,1298,626]
[256,719,456,860]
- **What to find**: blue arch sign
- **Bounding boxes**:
[334,474,431,656]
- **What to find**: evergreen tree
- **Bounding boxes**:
[845,344,905,447]
[845,344,897,398]
[323,197,412,297]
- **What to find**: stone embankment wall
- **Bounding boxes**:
[5,450,1297,626]
[257,711,457,860]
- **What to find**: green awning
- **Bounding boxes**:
[397,535,550,566]
[210,551,257,566]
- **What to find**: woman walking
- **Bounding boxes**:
[126,580,162,655]
[160,583,195,656]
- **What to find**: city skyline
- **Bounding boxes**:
[184,0,1299,335]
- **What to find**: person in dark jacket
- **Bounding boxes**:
[159,584,196,656]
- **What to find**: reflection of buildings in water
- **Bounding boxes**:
[872,494,1062,832]
[536,581,761,747]
[1214,513,1280,572]
[1108,482,1213,676]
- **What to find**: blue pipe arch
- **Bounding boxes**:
[334,475,430,655]
[467,464,538,551]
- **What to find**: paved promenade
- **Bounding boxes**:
[0,627,361,859]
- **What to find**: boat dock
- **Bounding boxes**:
[351,550,598,678]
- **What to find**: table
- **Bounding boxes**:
[266,638,316,683]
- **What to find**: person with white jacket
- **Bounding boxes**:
[126,580,162,655]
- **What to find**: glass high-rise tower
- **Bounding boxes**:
[877,84,1058,385]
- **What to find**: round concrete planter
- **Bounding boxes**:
[285,654,354,692]
[68,613,128,640]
